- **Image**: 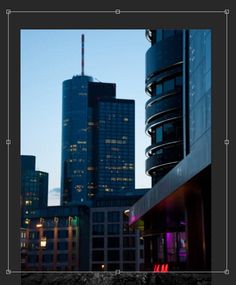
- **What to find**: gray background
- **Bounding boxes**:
[0,0,234,284]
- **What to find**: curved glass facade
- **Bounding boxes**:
[61,75,93,205]
[145,30,184,186]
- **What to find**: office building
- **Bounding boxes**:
[90,189,148,271]
[21,155,48,225]
[21,205,89,271]
[61,35,135,206]
[88,82,135,196]
[129,29,211,271]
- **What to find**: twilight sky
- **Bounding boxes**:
[21,29,151,205]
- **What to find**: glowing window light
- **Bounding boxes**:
[40,237,47,248]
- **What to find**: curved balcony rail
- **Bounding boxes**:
[145,143,183,174]
[145,140,183,157]
[145,88,182,109]
[145,111,182,135]
[146,33,183,81]
[146,94,182,124]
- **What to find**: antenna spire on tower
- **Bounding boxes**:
[81,34,85,75]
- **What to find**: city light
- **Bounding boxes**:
[40,237,47,248]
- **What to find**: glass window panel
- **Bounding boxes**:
[107,250,120,261]
[107,211,120,222]
[156,84,163,95]
[163,79,175,92]
[156,126,163,143]
[108,237,120,248]
[92,237,104,248]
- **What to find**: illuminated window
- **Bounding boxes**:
[87,167,95,171]
[123,118,129,122]
[77,141,86,144]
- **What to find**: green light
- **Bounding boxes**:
[72,216,79,227]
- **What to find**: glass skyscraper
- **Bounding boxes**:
[61,75,93,205]
[61,77,135,205]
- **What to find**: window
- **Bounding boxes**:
[107,224,120,235]
[58,241,68,250]
[58,230,68,238]
[108,237,120,248]
[92,212,104,223]
[29,231,39,239]
[163,78,175,93]
[93,224,104,235]
[92,238,104,248]
[57,254,68,262]
[42,254,53,263]
[163,122,176,141]
[107,250,120,261]
[156,84,163,96]
[46,242,54,250]
[123,250,135,261]
[28,255,38,263]
[44,230,54,239]
[92,250,104,261]
[156,126,163,143]
[107,211,120,222]
[123,237,135,248]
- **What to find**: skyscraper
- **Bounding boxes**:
[21,155,48,225]
[145,30,184,186]
[129,29,211,271]
[60,74,93,205]
[61,35,135,206]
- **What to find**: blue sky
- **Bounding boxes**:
[21,29,151,205]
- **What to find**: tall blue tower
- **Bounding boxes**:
[61,35,93,205]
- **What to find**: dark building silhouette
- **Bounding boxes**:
[61,36,135,206]
[21,155,48,226]
[129,29,211,271]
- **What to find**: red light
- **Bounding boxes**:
[153,263,169,272]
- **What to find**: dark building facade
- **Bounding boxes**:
[21,205,90,271]
[90,189,148,271]
[129,29,211,271]
[145,29,184,186]
[88,82,135,196]
[61,77,135,205]
[21,155,48,225]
